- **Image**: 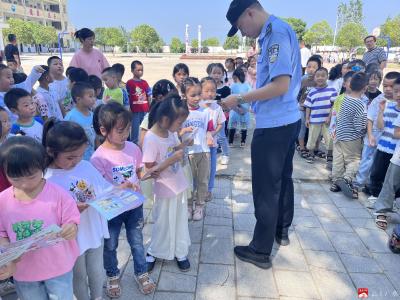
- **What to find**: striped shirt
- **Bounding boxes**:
[362,47,387,65]
[304,86,337,124]
[377,102,400,154]
[336,96,367,141]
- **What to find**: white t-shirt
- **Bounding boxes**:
[49,77,69,104]
[11,119,43,143]
[201,101,226,147]
[391,115,400,166]
[182,107,210,154]
[45,160,110,255]
[328,78,343,95]
[300,47,312,68]
[34,87,63,120]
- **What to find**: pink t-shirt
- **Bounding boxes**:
[0,181,80,282]
[90,141,144,208]
[142,131,189,199]
[69,48,110,78]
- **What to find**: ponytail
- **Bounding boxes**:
[74,28,95,42]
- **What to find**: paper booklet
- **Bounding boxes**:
[0,224,62,268]
[88,187,145,220]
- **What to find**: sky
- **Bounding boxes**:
[68,0,399,44]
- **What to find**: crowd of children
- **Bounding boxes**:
[0,53,255,299]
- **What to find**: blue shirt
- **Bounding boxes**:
[377,102,400,155]
[252,15,301,128]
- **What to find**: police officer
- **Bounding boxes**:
[223,0,301,269]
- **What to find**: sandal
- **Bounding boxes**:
[389,228,400,254]
[330,182,341,192]
[300,149,309,158]
[135,272,156,295]
[336,177,358,199]
[314,150,326,158]
[106,275,121,298]
[374,213,388,230]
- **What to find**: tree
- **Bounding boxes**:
[131,24,163,54]
[337,0,363,30]
[223,35,240,50]
[203,37,219,47]
[4,18,34,45]
[380,15,400,47]
[94,27,126,52]
[303,21,334,46]
[336,22,368,51]
[170,37,185,53]
[282,17,307,40]
[31,23,57,52]
[191,39,199,49]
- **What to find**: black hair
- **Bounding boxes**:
[350,72,368,92]
[7,34,16,43]
[102,67,117,77]
[13,72,27,84]
[328,64,342,81]
[152,79,177,100]
[348,59,366,70]
[88,75,103,90]
[206,63,215,76]
[209,63,227,83]
[235,57,244,62]
[68,67,88,83]
[47,56,61,66]
[6,58,17,64]
[181,77,200,97]
[71,81,94,103]
[42,118,88,166]
[65,66,75,77]
[310,54,323,64]
[340,70,355,94]
[4,88,30,111]
[367,70,383,85]
[93,102,132,138]
[233,67,246,83]
[130,60,143,71]
[112,63,125,77]
[364,35,377,43]
[315,67,328,75]
[225,58,235,65]
[38,65,50,82]
[365,63,380,75]
[384,72,400,81]
[306,56,322,69]
[148,93,189,129]
[74,28,95,42]
[0,136,46,178]
[200,76,217,89]
[172,63,189,78]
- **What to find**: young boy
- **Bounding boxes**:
[330,73,368,199]
[297,56,321,158]
[4,88,43,142]
[368,76,400,200]
[101,67,129,108]
[304,67,337,163]
[48,56,69,110]
[374,79,400,230]
[61,67,89,116]
[358,72,400,195]
[112,63,126,89]
[88,74,104,108]
[126,60,152,144]
[33,65,63,121]
[64,82,96,161]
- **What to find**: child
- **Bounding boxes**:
[356,72,400,191]
[297,56,321,158]
[61,67,89,116]
[91,102,155,297]
[330,72,368,199]
[228,68,252,147]
[348,59,366,73]
[33,65,63,121]
[112,63,126,88]
[126,60,152,144]
[304,67,337,163]
[225,58,235,86]
[88,74,104,107]
[365,70,382,105]
[64,82,96,161]
[4,88,43,142]
[48,56,69,110]
[201,77,225,202]
[142,94,191,272]
[43,119,110,300]
[101,67,129,109]
[209,63,230,165]
[0,106,11,143]
[327,64,343,94]
[172,63,189,96]
[7,59,27,84]
[181,77,212,221]
[368,76,400,199]
[235,57,244,68]
[246,56,257,89]
[0,136,80,300]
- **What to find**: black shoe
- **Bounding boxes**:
[234,246,272,269]
[217,147,222,154]
[175,257,190,272]
[275,235,290,246]
[362,186,371,196]
[146,254,156,273]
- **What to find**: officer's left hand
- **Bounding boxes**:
[222,95,239,110]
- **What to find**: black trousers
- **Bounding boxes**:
[228,128,247,144]
[368,150,393,197]
[249,120,300,255]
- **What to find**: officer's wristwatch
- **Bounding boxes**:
[237,94,246,105]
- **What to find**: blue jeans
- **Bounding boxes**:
[208,147,217,192]
[217,123,229,156]
[355,144,376,186]
[103,206,147,277]
[131,112,146,144]
[15,270,73,300]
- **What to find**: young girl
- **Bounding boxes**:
[43,119,110,300]
[209,63,230,165]
[91,102,155,297]
[365,70,382,105]
[200,77,225,201]
[327,64,343,95]
[224,58,235,86]
[181,77,212,220]
[228,68,252,147]
[142,94,191,271]
[0,136,80,299]
[173,63,189,96]
[246,56,257,89]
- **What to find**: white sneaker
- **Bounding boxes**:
[221,155,229,165]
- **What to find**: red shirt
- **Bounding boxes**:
[0,169,10,192]
[126,79,151,113]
